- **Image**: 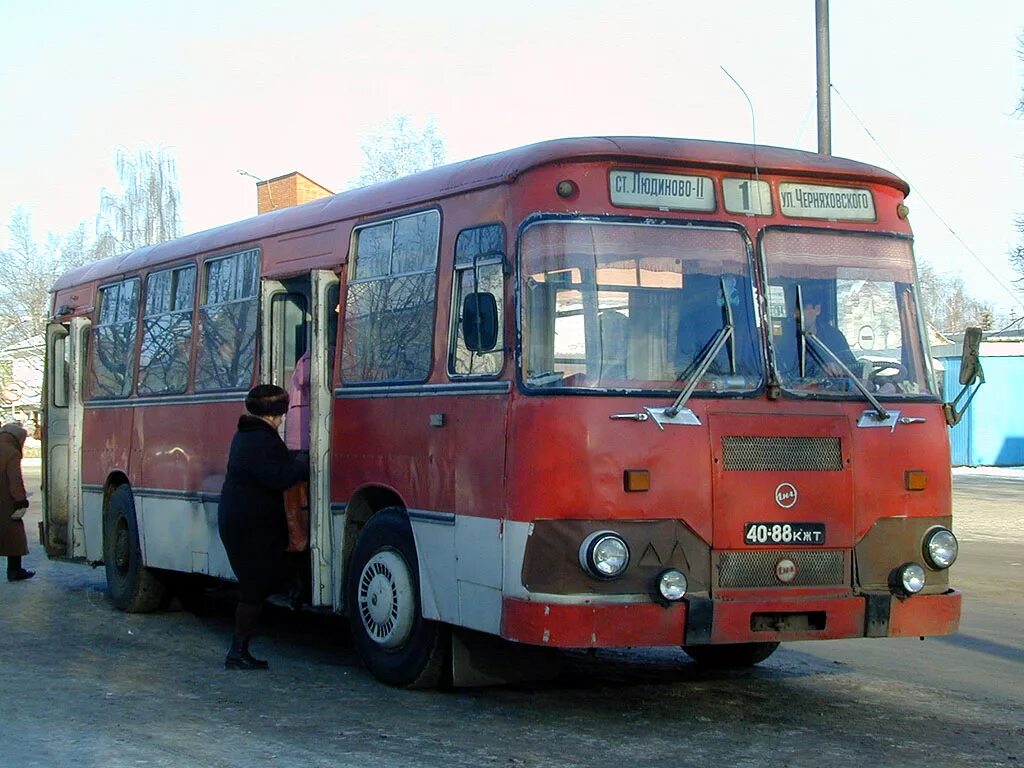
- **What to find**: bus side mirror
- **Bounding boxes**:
[462,292,498,352]
[958,326,983,386]
[944,326,985,427]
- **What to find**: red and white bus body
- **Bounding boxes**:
[43,138,960,680]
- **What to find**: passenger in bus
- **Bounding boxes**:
[1,422,34,582]
[800,292,859,377]
[283,350,311,606]
[285,350,310,451]
[777,286,860,379]
[218,385,308,670]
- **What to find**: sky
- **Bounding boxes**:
[2,0,1022,316]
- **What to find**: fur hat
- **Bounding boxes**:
[245,385,289,417]
[0,421,27,446]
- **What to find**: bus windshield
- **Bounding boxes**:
[520,220,763,393]
[761,229,936,398]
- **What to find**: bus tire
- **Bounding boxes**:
[103,484,166,613]
[683,642,780,668]
[347,508,446,688]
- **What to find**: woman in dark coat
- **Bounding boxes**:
[1,422,34,582]
[218,385,308,670]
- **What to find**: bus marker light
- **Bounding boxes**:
[556,180,578,199]
[904,470,927,491]
[623,469,650,492]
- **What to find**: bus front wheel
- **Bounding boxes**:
[103,485,166,613]
[347,508,446,688]
[683,642,780,668]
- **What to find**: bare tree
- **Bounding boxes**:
[349,115,446,189]
[94,147,183,260]
[0,210,92,348]
[0,146,184,396]
[1011,35,1024,290]
[1011,226,1024,289]
[917,258,994,333]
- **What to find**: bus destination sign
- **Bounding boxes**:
[610,170,715,212]
[779,183,876,221]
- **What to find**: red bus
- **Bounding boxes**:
[42,137,974,687]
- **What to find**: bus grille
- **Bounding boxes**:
[717,550,847,588]
[721,436,843,471]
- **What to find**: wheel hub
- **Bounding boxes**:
[357,550,415,649]
[113,519,130,571]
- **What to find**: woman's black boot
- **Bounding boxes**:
[225,635,269,670]
[7,557,35,582]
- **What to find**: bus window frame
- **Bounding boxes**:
[137,261,199,397]
[755,225,940,403]
[194,247,262,393]
[341,208,442,386]
[513,213,763,398]
[86,276,143,401]
[447,221,507,380]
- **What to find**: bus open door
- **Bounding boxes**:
[42,317,87,559]
[260,270,339,609]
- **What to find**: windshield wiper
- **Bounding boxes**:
[795,284,889,421]
[666,276,735,417]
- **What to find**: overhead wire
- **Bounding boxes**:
[830,84,1024,313]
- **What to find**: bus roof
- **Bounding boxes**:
[52,136,909,292]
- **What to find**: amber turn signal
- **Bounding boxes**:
[904,470,927,491]
[624,469,650,492]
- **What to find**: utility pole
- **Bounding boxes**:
[815,0,832,155]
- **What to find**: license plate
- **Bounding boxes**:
[744,522,826,545]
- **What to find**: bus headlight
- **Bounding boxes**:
[890,562,926,596]
[579,531,630,579]
[923,528,958,570]
[656,568,688,602]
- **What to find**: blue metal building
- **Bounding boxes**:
[940,338,1024,466]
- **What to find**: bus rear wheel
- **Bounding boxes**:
[103,485,166,613]
[683,642,779,668]
[347,508,446,688]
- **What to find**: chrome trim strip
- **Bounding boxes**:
[84,391,247,409]
[82,485,220,503]
[335,381,510,398]
[408,508,456,526]
[135,487,221,503]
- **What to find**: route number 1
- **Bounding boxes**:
[723,178,772,216]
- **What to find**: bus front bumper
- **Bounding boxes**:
[500,590,962,649]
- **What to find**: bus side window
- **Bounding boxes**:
[326,283,340,386]
[269,292,308,389]
[341,211,440,383]
[449,223,505,378]
[51,333,69,408]
[138,264,196,396]
[87,278,141,399]
[195,249,260,391]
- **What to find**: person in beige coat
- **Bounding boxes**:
[0,422,34,582]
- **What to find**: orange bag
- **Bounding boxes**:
[283,482,309,552]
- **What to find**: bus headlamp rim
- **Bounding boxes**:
[890,562,926,596]
[578,530,630,579]
[655,568,688,603]
[922,527,958,570]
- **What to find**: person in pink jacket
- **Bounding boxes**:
[283,351,311,606]
[285,350,310,451]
